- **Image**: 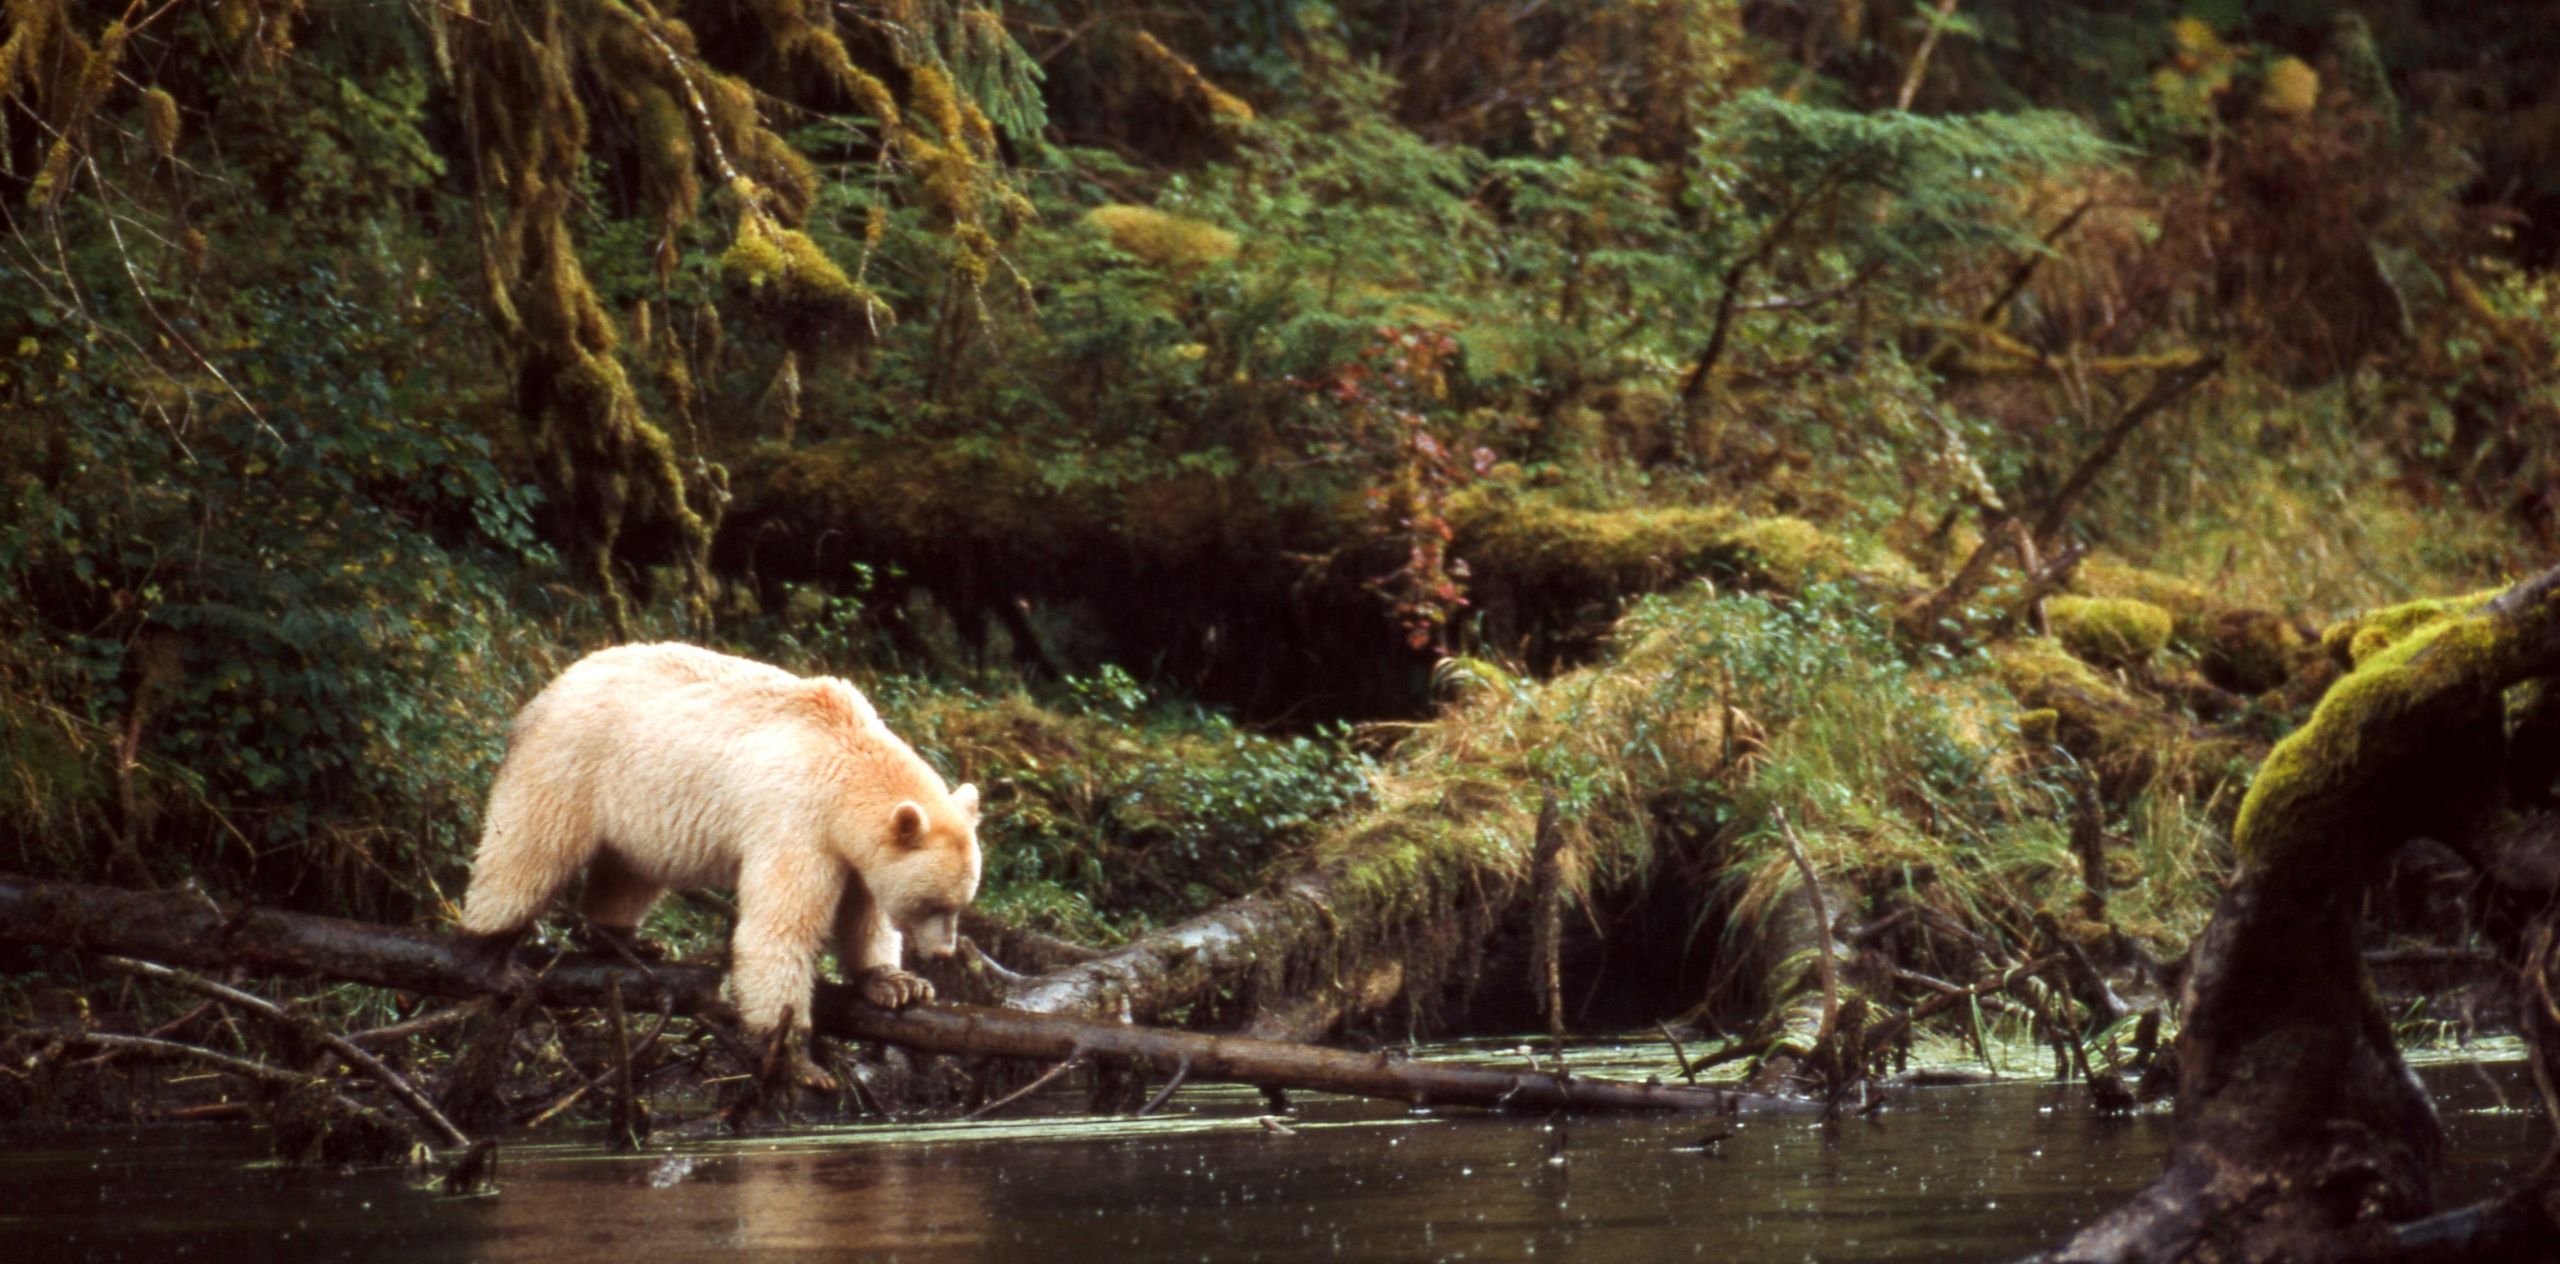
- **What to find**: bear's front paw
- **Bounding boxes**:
[857,967,935,1010]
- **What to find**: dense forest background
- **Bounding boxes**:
[5,0,2558,1035]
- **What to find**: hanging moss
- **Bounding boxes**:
[2045,595,2173,669]
[1128,30,1254,122]
[721,210,891,356]
[29,18,127,205]
[631,85,700,231]
[141,86,179,158]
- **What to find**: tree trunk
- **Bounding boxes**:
[0,874,1807,1117]
[2025,566,2560,1263]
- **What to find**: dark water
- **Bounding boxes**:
[1,1055,2543,1264]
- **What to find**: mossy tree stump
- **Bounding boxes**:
[2030,565,2560,1263]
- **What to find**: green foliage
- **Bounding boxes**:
[878,674,1374,941]
[0,264,548,912]
[1715,91,2119,267]
[1612,584,2086,972]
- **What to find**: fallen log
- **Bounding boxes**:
[0,874,1806,1117]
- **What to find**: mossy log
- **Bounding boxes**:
[0,874,1799,1116]
[2026,565,2560,1264]
[999,783,1533,1033]
[2074,558,2323,696]
[1991,638,2261,800]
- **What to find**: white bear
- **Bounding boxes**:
[454,643,981,1039]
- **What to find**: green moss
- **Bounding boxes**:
[2045,595,2173,669]
[1448,486,1739,592]
[2017,708,2059,746]
[2076,558,2216,644]
[1448,488,1917,599]
[2237,584,2560,864]
[1084,205,1240,272]
[1992,637,2257,799]
[1726,516,1923,590]
[2318,589,2501,668]
[721,212,887,332]
[2236,614,2502,862]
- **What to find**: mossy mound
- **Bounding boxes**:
[2318,589,2503,669]
[2046,595,2173,669]
[1447,486,1743,596]
[2075,558,2215,644]
[1993,636,2258,800]
[1449,486,1919,602]
[1084,205,1240,273]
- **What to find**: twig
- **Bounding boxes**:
[1654,1021,1699,1085]
[965,1050,1086,1120]
[606,979,646,1150]
[1894,0,1963,111]
[1136,1057,1190,1116]
[348,1007,476,1048]
[1981,197,2097,324]
[1529,788,1568,1048]
[21,1029,321,1091]
[1774,809,1840,1047]
[519,1082,592,1130]
[101,956,470,1149]
[2030,353,2225,549]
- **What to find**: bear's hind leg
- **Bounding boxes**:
[579,850,669,961]
[455,774,595,992]
[458,770,593,938]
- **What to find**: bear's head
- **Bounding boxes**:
[874,782,981,957]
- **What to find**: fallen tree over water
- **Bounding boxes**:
[0,874,1802,1120]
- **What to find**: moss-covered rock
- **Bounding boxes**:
[2046,595,2174,669]
[2075,556,2320,694]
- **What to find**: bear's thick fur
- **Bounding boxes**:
[456,643,981,1037]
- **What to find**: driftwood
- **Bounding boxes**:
[0,874,1810,1117]
[2025,566,2560,1263]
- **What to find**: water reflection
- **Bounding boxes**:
[466,1142,988,1261]
[1,1058,2543,1263]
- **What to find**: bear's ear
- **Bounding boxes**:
[892,801,927,848]
[952,783,979,820]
